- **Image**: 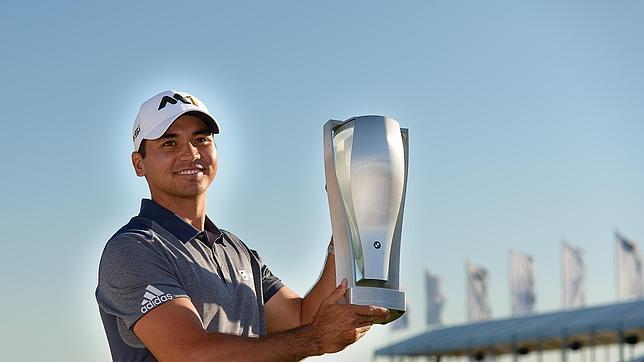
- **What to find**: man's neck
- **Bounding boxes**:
[150,194,208,231]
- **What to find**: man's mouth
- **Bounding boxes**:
[176,169,201,175]
[174,165,205,175]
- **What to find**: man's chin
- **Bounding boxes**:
[177,185,208,196]
[180,184,212,197]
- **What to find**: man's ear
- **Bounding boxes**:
[132,152,146,177]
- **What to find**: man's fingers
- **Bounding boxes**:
[323,278,348,304]
[351,307,391,327]
[353,325,371,341]
[355,325,371,333]
[352,304,390,318]
[354,317,376,327]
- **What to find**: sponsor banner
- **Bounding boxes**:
[510,250,536,315]
[467,262,491,321]
[425,270,445,326]
[562,242,585,308]
[616,232,643,300]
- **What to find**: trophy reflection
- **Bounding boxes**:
[324,115,408,323]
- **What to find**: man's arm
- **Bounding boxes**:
[133,279,388,361]
[302,241,337,324]
[264,239,337,333]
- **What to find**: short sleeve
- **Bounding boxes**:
[96,232,189,345]
[248,249,284,304]
[261,263,284,304]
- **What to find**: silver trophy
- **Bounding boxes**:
[324,115,408,323]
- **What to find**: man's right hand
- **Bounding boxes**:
[132,279,389,361]
[307,279,390,354]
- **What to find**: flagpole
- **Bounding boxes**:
[614,229,620,301]
[509,250,513,316]
[465,260,469,322]
[532,251,536,313]
[562,240,567,309]
[562,240,565,309]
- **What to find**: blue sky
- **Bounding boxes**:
[1,1,643,360]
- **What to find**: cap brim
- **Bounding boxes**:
[182,110,220,135]
[144,110,220,142]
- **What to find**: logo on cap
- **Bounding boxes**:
[133,125,141,142]
[158,93,198,110]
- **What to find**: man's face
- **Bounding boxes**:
[131,114,217,201]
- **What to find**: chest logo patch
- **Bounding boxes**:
[238,269,250,281]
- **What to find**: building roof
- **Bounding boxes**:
[375,299,644,358]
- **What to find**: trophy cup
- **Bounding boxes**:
[323,115,408,323]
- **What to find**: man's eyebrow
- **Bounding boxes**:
[157,130,211,139]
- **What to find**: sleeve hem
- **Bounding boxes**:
[263,282,284,304]
[128,294,191,330]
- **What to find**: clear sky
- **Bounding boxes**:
[1,1,643,361]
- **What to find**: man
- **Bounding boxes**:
[96,90,389,361]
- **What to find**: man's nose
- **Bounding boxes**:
[180,142,201,161]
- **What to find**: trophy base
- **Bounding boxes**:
[346,286,406,324]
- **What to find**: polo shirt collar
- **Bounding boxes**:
[139,199,223,243]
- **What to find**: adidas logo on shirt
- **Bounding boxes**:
[140,285,173,314]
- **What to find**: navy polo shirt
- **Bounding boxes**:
[96,199,284,361]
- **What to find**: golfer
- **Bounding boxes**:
[96,90,389,361]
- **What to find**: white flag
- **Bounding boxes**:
[616,232,643,300]
[425,270,445,326]
[562,242,585,308]
[467,262,491,321]
[510,250,536,315]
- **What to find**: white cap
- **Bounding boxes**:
[132,90,220,151]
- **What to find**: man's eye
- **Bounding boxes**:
[162,141,176,147]
[195,137,211,144]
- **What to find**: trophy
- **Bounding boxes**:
[324,115,408,323]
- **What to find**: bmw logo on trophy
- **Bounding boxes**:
[324,115,408,323]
